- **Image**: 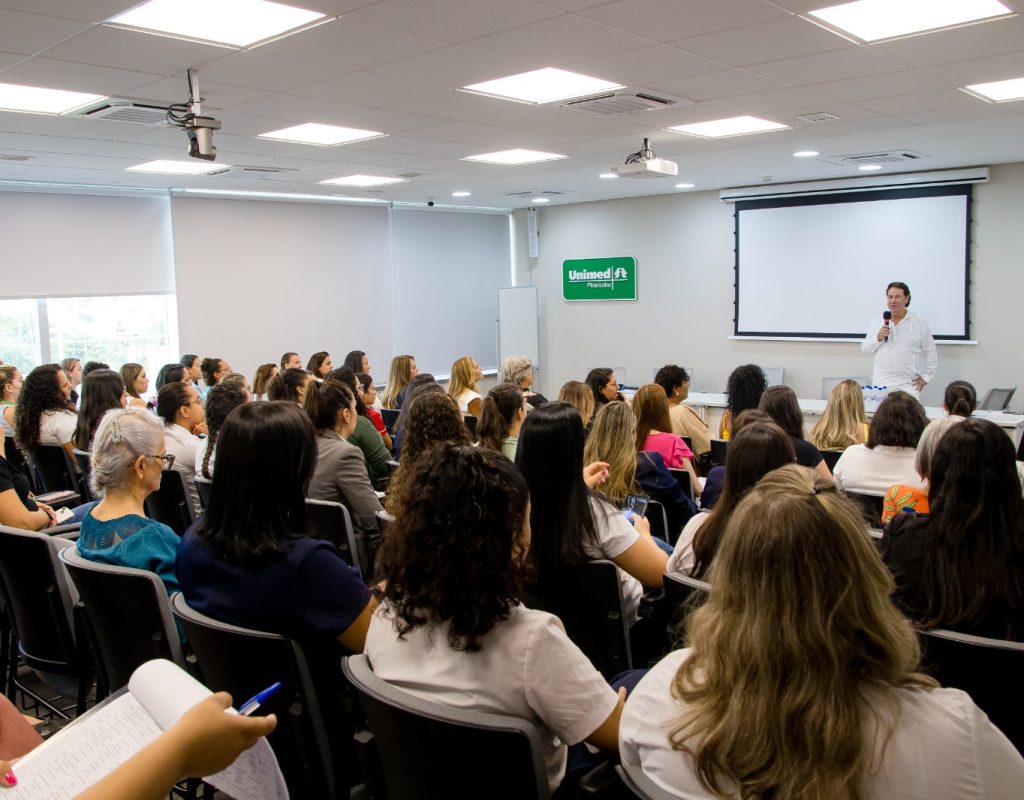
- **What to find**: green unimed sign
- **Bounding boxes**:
[562,257,637,301]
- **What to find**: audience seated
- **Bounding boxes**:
[557,380,595,430]
[516,402,667,627]
[154,363,185,393]
[881,415,963,525]
[718,364,767,440]
[758,385,831,479]
[882,418,1024,640]
[944,379,977,417]
[447,356,483,417]
[328,368,392,485]
[343,350,371,376]
[809,378,867,451]
[833,391,928,495]
[585,368,622,419]
[267,367,313,404]
[304,379,383,535]
[119,363,150,410]
[82,360,110,380]
[156,382,205,516]
[368,443,624,793]
[0,448,61,531]
[0,364,23,435]
[176,401,375,768]
[77,408,181,595]
[14,363,78,460]
[500,356,548,408]
[250,363,278,401]
[390,375,439,460]
[73,369,127,451]
[654,365,711,459]
[670,420,795,579]
[196,379,249,480]
[179,354,202,396]
[199,357,231,393]
[477,383,526,461]
[279,352,301,371]
[356,372,392,451]
[621,464,1024,797]
[633,384,701,499]
[61,357,82,406]
[585,401,697,539]
[306,351,332,381]
[381,354,417,410]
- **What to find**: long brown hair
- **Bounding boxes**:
[632,383,673,452]
[477,383,523,453]
[672,464,935,799]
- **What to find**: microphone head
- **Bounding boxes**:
[883,310,892,321]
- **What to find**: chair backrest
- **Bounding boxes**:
[820,448,843,472]
[305,499,363,578]
[463,414,478,439]
[343,653,550,800]
[4,435,35,493]
[72,449,94,502]
[844,491,884,527]
[523,560,631,681]
[615,763,678,800]
[380,408,400,436]
[29,444,78,495]
[143,469,195,535]
[170,593,338,798]
[58,547,183,693]
[663,571,711,642]
[821,376,868,400]
[710,439,728,467]
[680,435,693,452]
[920,627,1024,753]
[666,468,694,502]
[645,499,669,544]
[194,474,212,509]
[979,386,1016,411]
[762,367,784,387]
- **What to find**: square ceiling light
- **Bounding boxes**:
[0,82,106,115]
[108,0,328,48]
[127,160,229,175]
[319,175,408,187]
[963,76,1024,102]
[666,116,789,139]
[257,123,386,146]
[463,149,568,165]
[460,68,623,105]
[807,0,1011,43]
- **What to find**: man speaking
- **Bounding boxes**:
[861,281,937,398]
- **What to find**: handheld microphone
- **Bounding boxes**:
[882,310,892,342]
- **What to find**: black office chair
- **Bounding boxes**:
[464,414,478,440]
[645,499,669,544]
[709,439,728,467]
[820,448,843,473]
[305,499,363,579]
[844,491,884,527]
[666,468,694,503]
[616,763,677,800]
[171,594,344,799]
[662,572,710,643]
[343,653,551,800]
[919,627,1024,754]
[58,548,184,694]
[0,525,91,717]
[380,408,400,436]
[28,444,80,505]
[523,560,631,681]
[71,448,95,503]
[680,435,693,452]
[4,435,35,492]
[194,474,212,509]
[143,469,195,535]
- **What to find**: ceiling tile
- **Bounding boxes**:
[569,44,725,87]
[291,72,426,106]
[922,51,1024,86]
[809,70,951,103]
[41,25,226,74]
[669,17,850,67]
[225,93,448,133]
[653,68,788,101]
[194,52,352,92]
[892,104,1019,127]
[466,14,654,63]
[0,56,160,94]
[798,115,915,139]
[857,89,979,116]
[0,10,91,56]
[129,77,273,110]
[340,0,564,43]
[577,0,789,41]
[0,50,26,71]
[746,47,905,86]
[872,17,1024,70]
[362,46,536,90]
[698,86,834,115]
[0,1,135,23]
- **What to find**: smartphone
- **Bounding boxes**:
[622,493,649,525]
[53,506,75,524]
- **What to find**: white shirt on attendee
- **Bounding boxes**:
[366,602,618,792]
[455,388,482,415]
[586,496,642,625]
[668,512,710,576]
[860,310,937,395]
[163,423,202,515]
[39,408,77,446]
[620,648,1024,799]
[832,444,921,496]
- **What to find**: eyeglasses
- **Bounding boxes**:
[145,453,176,470]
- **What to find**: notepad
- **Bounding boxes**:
[9,659,288,800]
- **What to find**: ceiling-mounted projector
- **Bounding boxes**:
[610,137,677,179]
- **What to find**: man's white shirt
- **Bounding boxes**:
[861,310,938,393]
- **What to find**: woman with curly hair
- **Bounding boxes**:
[196,379,249,480]
[368,443,625,793]
[385,391,469,513]
[718,364,767,440]
[447,355,483,417]
[14,363,78,459]
[809,378,867,451]
[621,464,1024,797]
[381,355,417,410]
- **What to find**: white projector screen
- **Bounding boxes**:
[734,185,971,339]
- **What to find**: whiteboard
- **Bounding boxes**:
[498,286,539,370]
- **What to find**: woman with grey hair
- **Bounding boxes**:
[76,407,181,594]
[499,355,548,409]
[881,415,964,526]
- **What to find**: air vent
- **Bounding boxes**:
[236,165,300,174]
[79,101,170,125]
[561,90,686,116]
[397,171,423,179]
[825,150,928,167]
[0,154,31,162]
[505,190,565,198]
[797,111,840,123]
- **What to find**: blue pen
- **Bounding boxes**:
[238,682,282,716]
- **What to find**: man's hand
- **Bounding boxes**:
[876,325,890,342]
[912,377,927,391]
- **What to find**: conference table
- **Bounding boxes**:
[682,392,1024,448]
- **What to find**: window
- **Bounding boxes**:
[0,294,178,374]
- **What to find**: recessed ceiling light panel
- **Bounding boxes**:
[666,116,789,139]
[0,82,106,115]
[319,174,408,187]
[794,150,820,157]
[599,173,618,179]
[257,123,386,146]
[461,68,623,105]
[451,191,471,197]
[963,76,1024,102]
[807,0,1011,43]
[675,183,695,189]
[531,197,550,203]
[859,164,883,171]
[127,160,229,175]
[463,149,568,165]
[108,0,328,48]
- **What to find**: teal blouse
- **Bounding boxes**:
[77,511,181,595]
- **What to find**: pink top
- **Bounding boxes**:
[642,432,694,469]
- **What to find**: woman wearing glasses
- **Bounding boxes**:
[76,407,181,595]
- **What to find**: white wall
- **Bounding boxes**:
[520,163,1024,410]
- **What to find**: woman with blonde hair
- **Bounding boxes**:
[558,380,594,428]
[381,355,417,410]
[584,401,696,540]
[621,464,1024,797]
[0,364,22,435]
[809,378,867,451]
[447,355,483,417]
[632,384,701,499]
[119,363,150,409]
